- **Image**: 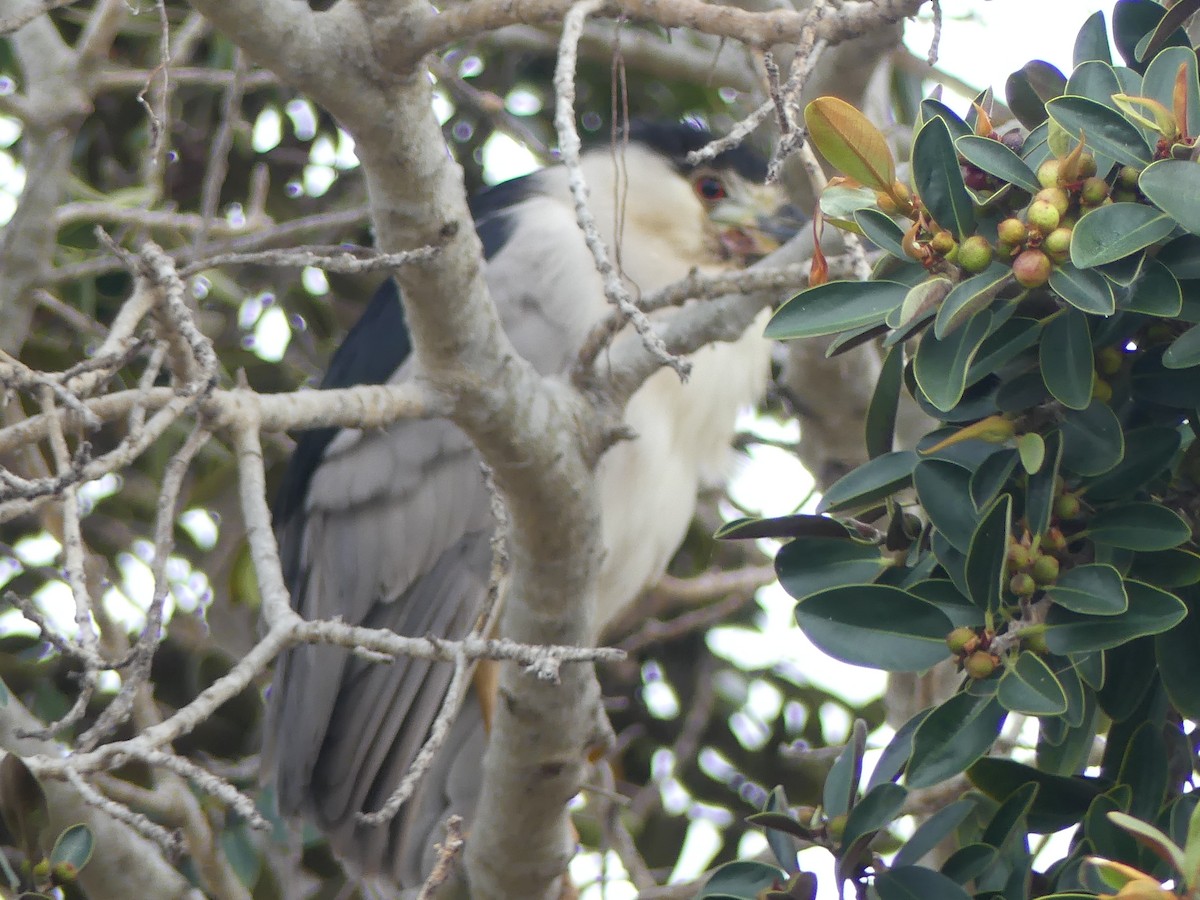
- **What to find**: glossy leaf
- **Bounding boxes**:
[1141,46,1200,139]
[1087,502,1191,550]
[1114,0,1190,69]
[1130,548,1200,588]
[1047,564,1129,615]
[920,99,972,141]
[1041,310,1094,411]
[868,707,932,791]
[766,280,907,340]
[914,460,977,554]
[1006,61,1068,129]
[1049,264,1116,315]
[866,343,904,458]
[1164,323,1200,369]
[716,514,857,541]
[1046,95,1153,167]
[934,263,1011,339]
[855,208,908,259]
[805,97,896,192]
[1074,11,1112,67]
[1070,202,1176,267]
[907,692,1006,789]
[824,719,867,819]
[915,310,993,412]
[841,782,907,850]
[955,135,1041,193]
[49,823,94,872]
[1026,430,1064,536]
[965,493,1011,614]
[997,650,1068,715]
[817,450,917,514]
[1139,159,1200,236]
[912,117,976,240]
[1045,580,1188,652]
[774,537,887,602]
[875,866,972,900]
[892,799,977,869]
[968,758,1104,834]
[1156,588,1200,719]
[794,585,954,672]
[1060,400,1125,477]
[971,449,1019,510]
[700,860,784,899]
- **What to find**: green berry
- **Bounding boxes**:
[1054,493,1082,520]
[1010,572,1037,596]
[965,651,998,679]
[959,235,994,273]
[1031,555,1060,585]
[930,230,957,255]
[1038,158,1062,189]
[1080,176,1110,206]
[946,627,978,654]
[997,217,1027,247]
[1034,187,1071,217]
[1027,199,1061,234]
[1118,165,1141,189]
[1043,226,1073,262]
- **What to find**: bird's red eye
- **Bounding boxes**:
[695,176,726,201]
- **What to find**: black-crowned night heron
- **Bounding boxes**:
[269,121,792,889]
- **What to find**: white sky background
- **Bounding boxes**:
[0,0,1127,896]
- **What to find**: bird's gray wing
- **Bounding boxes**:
[271,407,495,882]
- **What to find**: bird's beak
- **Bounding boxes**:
[711,195,806,261]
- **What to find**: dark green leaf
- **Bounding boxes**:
[875,866,972,900]
[817,450,918,514]
[966,318,1041,387]
[920,99,972,141]
[758,787,800,874]
[1061,400,1125,477]
[1046,95,1153,167]
[855,208,909,259]
[1045,580,1188,652]
[1049,264,1116,315]
[1047,564,1129,615]
[1117,721,1169,821]
[915,310,993,412]
[914,460,977,554]
[955,135,1041,193]
[1084,426,1181,501]
[935,264,1011,339]
[866,343,904,458]
[1139,160,1200,236]
[1041,310,1094,411]
[717,514,857,541]
[841,782,907,850]
[1131,345,1200,407]
[775,537,887,602]
[1141,46,1200,140]
[997,651,1068,715]
[1164,322,1200,368]
[907,693,1006,789]
[971,449,1019,510]
[908,579,984,628]
[699,860,784,899]
[1067,60,1123,113]
[1156,235,1200,281]
[965,493,1011,614]
[49,823,94,872]
[1070,202,1176,267]
[1121,258,1181,316]
[1026,430,1064,536]
[1075,16,1114,69]
[794,585,954,672]
[1138,0,1200,63]
[1087,502,1191,550]
[1129,548,1200,588]
[868,706,932,791]
[1114,0,1190,69]
[912,117,976,240]
[1156,587,1200,719]
[824,719,867,819]
[893,799,977,869]
[765,280,908,340]
[968,758,1104,833]
[940,844,1000,885]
